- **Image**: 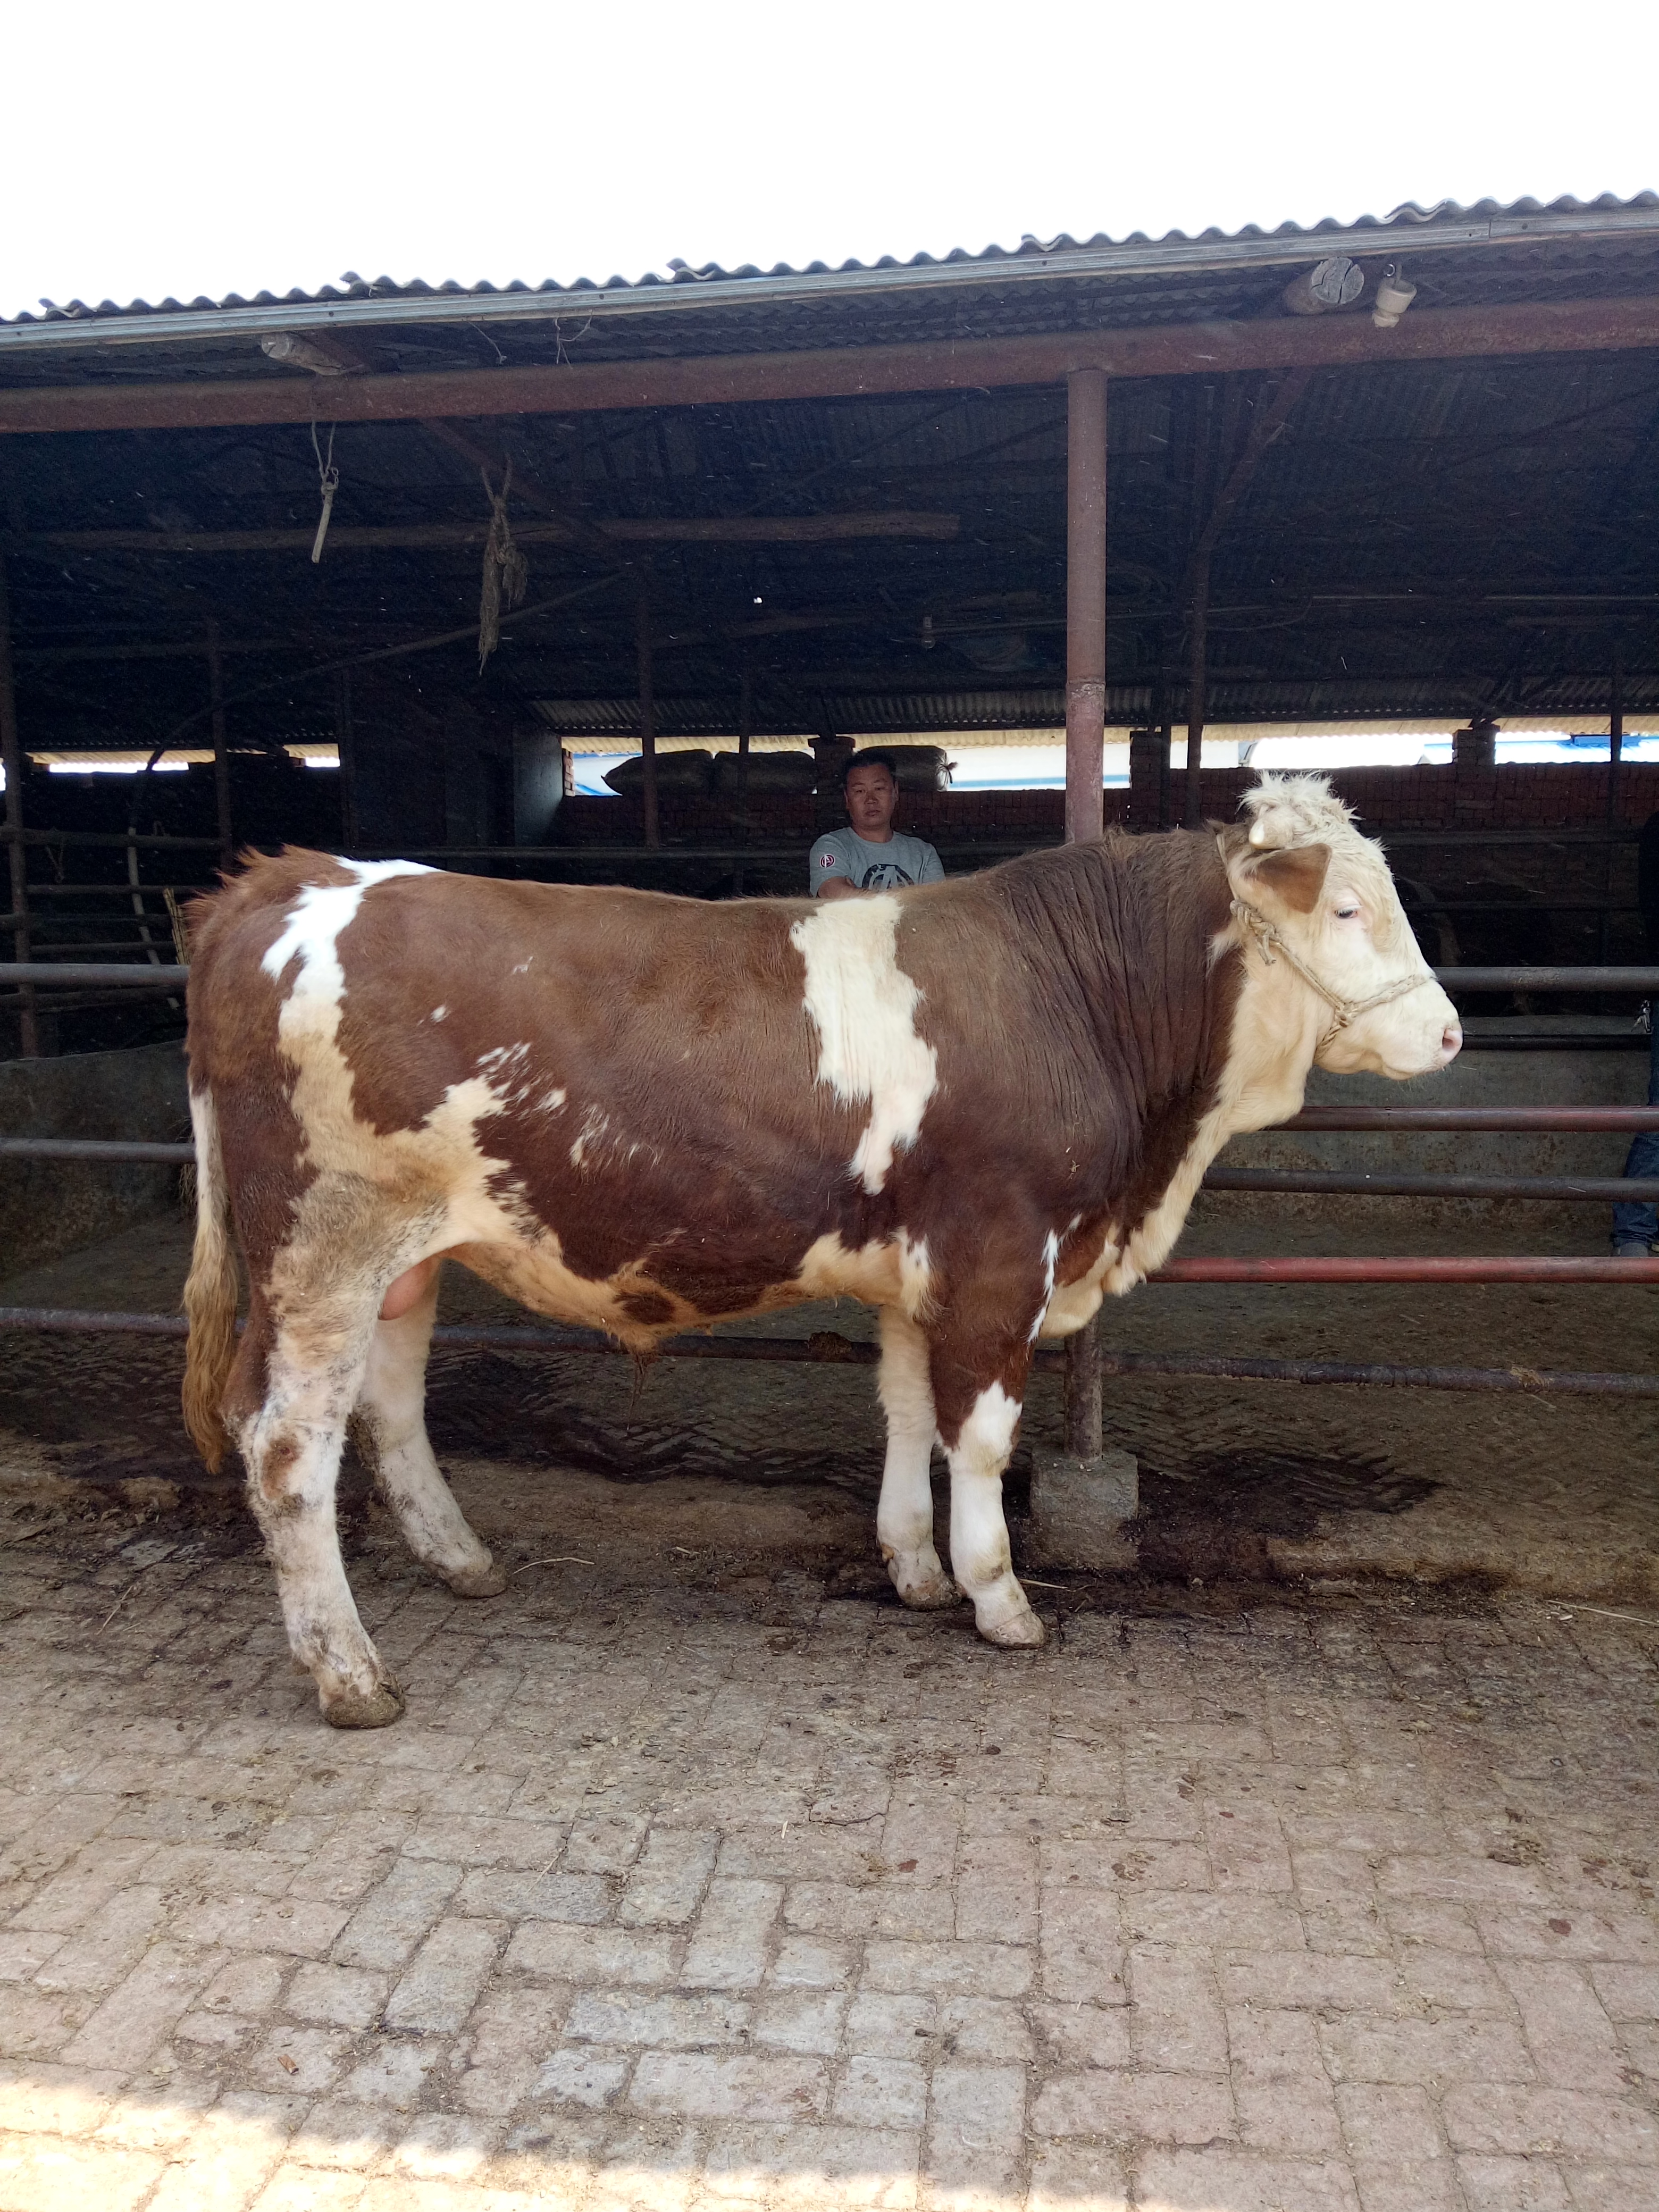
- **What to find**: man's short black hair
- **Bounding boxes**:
[843,748,899,791]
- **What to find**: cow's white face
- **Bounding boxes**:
[1227,777,1462,1080]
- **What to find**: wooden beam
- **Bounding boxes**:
[3,294,1657,437]
[16,513,961,555]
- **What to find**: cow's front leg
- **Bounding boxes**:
[939,1372,1044,1650]
[875,1308,959,1609]
[231,1304,404,1729]
[355,1264,507,1598]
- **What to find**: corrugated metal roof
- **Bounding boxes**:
[6,194,1657,347]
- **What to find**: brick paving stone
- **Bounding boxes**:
[1,1507,1656,2209]
[284,1964,391,2031]
[679,1880,781,1990]
[1495,1956,1631,2093]
[925,2062,1026,2208]
[502,1921,678,1987]
[1319,2012,1536,2085]
[383,1918,503,2034]
[1456,2152,1574,2209]
[630,2050,827,2123]
[330,1862,464,1975]
[0,2131,164,2212]
[1137,2146,1363,2210]
[617,1830,719,1928]
[1030,2066,1234,2143]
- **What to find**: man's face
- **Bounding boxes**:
[844,762,898,840]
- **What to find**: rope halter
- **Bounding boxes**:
[1228,895,1438,1054]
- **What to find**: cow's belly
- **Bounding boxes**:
[445,1225,926,1347]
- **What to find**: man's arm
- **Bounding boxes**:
[809,833,856,899]
[917,841,946,885]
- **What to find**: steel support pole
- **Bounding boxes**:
[637,589,659,850]
[1063,368,1107,1454]
[0,555,37,1054]
[206,620,232,872]
[1064,368,1107,847]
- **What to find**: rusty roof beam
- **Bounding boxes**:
[4,294,1659,438]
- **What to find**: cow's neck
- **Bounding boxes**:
[1054,834,1315,1293]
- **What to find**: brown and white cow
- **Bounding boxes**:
[182,774,1460,1726]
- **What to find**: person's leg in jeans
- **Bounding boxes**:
[1613,1005,1659,1252]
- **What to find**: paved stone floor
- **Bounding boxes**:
[0,1471,1655,2212]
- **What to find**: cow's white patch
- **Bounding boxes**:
[1039,1226,1119,1336]
[431,1006,447,1023]
[946,1382,1041,1646]
[1029,1230,1061,1340]
[512,958,533,975]
[875,1309,954,1608]
[261,859,433,1050]
[540,1087,568,1113]
[790,898,937,1194]
[793,1229,933,1317]
[569,1104,609,1170]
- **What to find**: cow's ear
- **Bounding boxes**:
[1247,842,1330,915]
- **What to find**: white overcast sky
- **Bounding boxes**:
[3,1,1656,321]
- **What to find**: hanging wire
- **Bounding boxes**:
[478,460,528,671]
[310,420,339,564]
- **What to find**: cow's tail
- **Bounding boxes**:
[182,1085,238,1474]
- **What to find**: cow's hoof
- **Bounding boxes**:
[442,1558,509,1598]
[976,1603,1046,1650]
[321,1677,406,1729]
[898,1571,962,1610]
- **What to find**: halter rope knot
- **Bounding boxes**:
[1228,895,1436,1053]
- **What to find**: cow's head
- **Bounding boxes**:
[1223,776,1461,1078]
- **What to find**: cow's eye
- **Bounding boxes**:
[1334,905,1360,920]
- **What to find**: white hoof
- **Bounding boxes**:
[973,1587,1046,1648]
[882,1546,961,1610]
[440,1556,508,1598]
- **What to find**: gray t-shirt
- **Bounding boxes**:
[810,828,945,895]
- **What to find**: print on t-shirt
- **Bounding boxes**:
[810,828,946,895]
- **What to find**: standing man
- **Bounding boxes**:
[811,750,945,901]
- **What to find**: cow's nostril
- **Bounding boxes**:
[1442,1025,1463,1057]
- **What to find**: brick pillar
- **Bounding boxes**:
[1453,719,1497,820]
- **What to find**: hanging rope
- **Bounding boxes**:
[310,421,339,564]
[478,460,528,671]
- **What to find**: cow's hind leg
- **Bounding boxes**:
[231,1301,404,1728]
[942,1379,1044,1650]
[354,1264,507,1598]
[875,1308,959,1609]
